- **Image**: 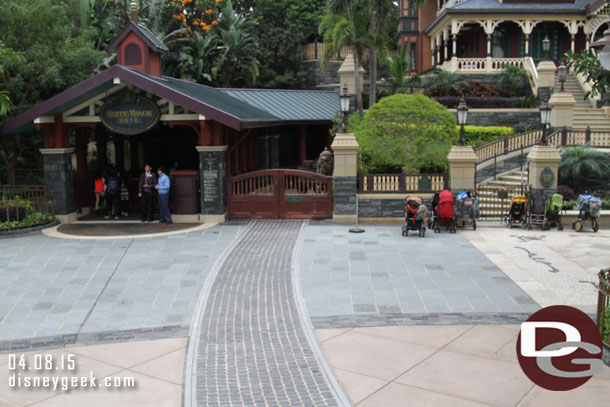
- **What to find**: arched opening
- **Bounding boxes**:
[124,43,142,65]
[456,23,486,58]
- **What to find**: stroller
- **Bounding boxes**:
[528,195,547,230]
[573,193,602,232]
[454,191,480,230]
[402,195,427,238]
[431,190,456,233]
[506,196,527,228]
[544,193,564,231]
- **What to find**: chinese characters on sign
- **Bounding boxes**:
[100,92,160,135]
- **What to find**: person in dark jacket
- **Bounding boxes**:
[104,167,120,220]
[138,164,157,222]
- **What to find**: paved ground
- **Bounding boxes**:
[316,325,610,406]
[462,225,610,314]
[0,338,186,407]
[0,224,243,345]
[194,221,341,407]
[299,225,539,317]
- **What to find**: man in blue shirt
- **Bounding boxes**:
[155,166,172,224]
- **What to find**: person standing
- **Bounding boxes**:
[155,166,172,224]
[94,170,105,215]
[138,164,157,222]
[104,168,120,220]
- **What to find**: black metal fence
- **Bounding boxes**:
[0,185,55,232]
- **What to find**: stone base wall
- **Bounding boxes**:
[302,60,343,89]
[333,177,357,215]
[358,199,404,218]
[451,111,540,128]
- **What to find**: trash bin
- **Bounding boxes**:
[170,170,199,214]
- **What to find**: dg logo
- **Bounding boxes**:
[516,305,604,391]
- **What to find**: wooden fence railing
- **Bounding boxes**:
[474,127,610,166]
[303,42,354,61]
[359,173,448,194]
[0,185,55,232]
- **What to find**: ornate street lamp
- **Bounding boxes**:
[543,35,551,60]
[539,98,552,145]
[591,28,610,70]
[558,61,567,92]
[457,97,469,145]
[340,85,350,133]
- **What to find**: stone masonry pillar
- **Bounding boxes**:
[447,145,477,193]
[527,145,562,198]
[549,91,576,129]
[331,133,359,224]
[537,60,556,101]
[40,148,77,223]
[197,145,228,223]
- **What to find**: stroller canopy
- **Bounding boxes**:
[438,190,454,218]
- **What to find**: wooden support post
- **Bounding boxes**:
[75,129,88,179]
[503,134,509,155]
[299,126,307,165]
[561,126,568,146]
[95,125,107,169]
[585,126,591,144]
[130,136,139,172]
[114,133,125,173]
[199,120,211,146]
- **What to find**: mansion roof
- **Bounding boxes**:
[449,0,597,13]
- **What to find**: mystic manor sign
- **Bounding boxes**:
[100,92,160,135]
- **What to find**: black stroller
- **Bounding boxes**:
[402,196,427,238]
[573,193,602,232]
[506,196,527,228]
[454,191,480,230]
[528,195,546,230]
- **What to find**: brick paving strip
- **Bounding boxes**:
[185,221,349,407]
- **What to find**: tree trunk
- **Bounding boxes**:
[368,46,377,108]
[353,53,364,116]
[6,156,17,184]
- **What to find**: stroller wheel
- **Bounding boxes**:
[472,220,477,230]
[592,220,599,233]
[508,221,513,229]
[558,223,564,231]
[572,222,576,230]
[574,221,583,232]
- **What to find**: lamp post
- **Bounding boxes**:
[590,28,610,70]
[457,97,469,145]
[558,61,567,92]
[539,98,552,145]
[543,35,551,60]
[340,85,350,133]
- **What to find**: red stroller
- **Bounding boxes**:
[432,190,456,233]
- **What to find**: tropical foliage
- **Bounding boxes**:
[383,42,411,94]
[559,144,610,193]
[460,126,514,148]
[352,94,458,173]
[0,91,11,117]
[491,65,532,98]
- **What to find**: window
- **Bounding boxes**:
[410,42,417,71]
[124,43,142,65]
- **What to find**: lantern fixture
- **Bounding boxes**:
[457,97,469,145]
[539,98,552,145]
[339,85,350,133]
[543,35,551,60]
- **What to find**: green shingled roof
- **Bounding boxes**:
[219,89,340,122]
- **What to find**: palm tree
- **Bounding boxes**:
[492,65,531,97]
[0,91,10,116]
[319,2,369,115]
[559,144,610,193]
[213,1,259,87]
[365,0,394,107]
[385,42,410,94]
[424,69,468,97]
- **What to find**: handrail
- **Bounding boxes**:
[523,56,539,95]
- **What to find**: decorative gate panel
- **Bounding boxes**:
[227,170,332,219]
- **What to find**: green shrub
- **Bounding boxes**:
[460,126,514,148]
[564,200,577,210]
[603,306,610,344]
[353,94,458,173]
[603,199,610,210]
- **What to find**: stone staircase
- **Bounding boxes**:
[476,168,528,219]
[555,73,610,131]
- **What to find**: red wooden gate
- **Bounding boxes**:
[227,169,333,219]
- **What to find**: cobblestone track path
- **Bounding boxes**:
[195,221,340,406]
